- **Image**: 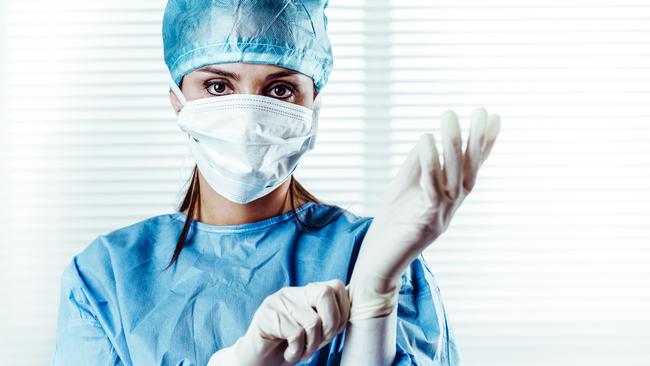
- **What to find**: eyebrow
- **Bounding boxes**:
[196,66,298,81]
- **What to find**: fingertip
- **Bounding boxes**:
[284,346,298,363]
[419,131,434,145]
[471,109,489,147]
[418,132,436,152]
[417,133,439,171]
[284,335,304,364]
[491,114,502,132]
[472,107,488,120]
[441,112,461,137]
[471,108,488,132]
[486,115,501,138]
[441,109,457,121]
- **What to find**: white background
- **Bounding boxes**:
[1,0,650,365]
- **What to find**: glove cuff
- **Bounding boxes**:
[348,281,399,321]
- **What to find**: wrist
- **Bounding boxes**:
[350,271,401,296]
[341,304,398,366]
[347,278,400,321]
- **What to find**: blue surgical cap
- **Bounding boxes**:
[162,0,334,92]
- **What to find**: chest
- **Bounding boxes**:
[119,249,354,365]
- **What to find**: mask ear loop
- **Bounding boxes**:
[308,93,322,149]
[169,76,187,106]
[169,75,193,207]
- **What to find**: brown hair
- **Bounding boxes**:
[163,165,340,271]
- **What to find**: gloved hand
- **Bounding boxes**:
[207,279,350,366]
[348,108,501,320]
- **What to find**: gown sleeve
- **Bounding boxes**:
[391,255,462,366]
[49,259,123,366]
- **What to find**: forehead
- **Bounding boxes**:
[190,62,312,82]
[201,62,292,74]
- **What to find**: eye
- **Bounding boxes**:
[268,83,296,99]
[204,80,232,96]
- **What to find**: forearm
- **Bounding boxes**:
[340,301,398,366]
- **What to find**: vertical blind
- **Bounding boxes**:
[1,0,650,365]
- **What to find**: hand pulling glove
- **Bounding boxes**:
[208,279,350,366]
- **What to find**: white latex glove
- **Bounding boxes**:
[348,108,501,320]
[207,279,350,366]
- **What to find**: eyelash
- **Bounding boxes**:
[203,79,297,99]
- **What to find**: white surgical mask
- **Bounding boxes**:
[170,79,320,204]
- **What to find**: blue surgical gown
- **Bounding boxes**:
[50,201,460,365]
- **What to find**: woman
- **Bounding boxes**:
[50,1,500,365]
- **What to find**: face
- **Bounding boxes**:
[170,62,318,114]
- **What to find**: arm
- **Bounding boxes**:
[340,303,398,366]
[340,109,499,364]
[50,260,122,366]
[341,257,460,366]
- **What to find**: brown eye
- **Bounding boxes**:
[205,80,231,96]
[268,83,295,99]
[273,86,288,97]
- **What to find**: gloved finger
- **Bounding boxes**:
[441,110,463,201]
[418,133,445,206]
[253,295,306,364]
[283,325,306,364]
[252,298,294,341]
[383,137,422,205]
[285,287,324,359]
[273,290,315,363]
[304,281,340,348]
[463,108,487,192]
[321,279,349,338]
[480,114,501,165]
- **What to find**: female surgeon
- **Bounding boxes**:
[50,0,500,365]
